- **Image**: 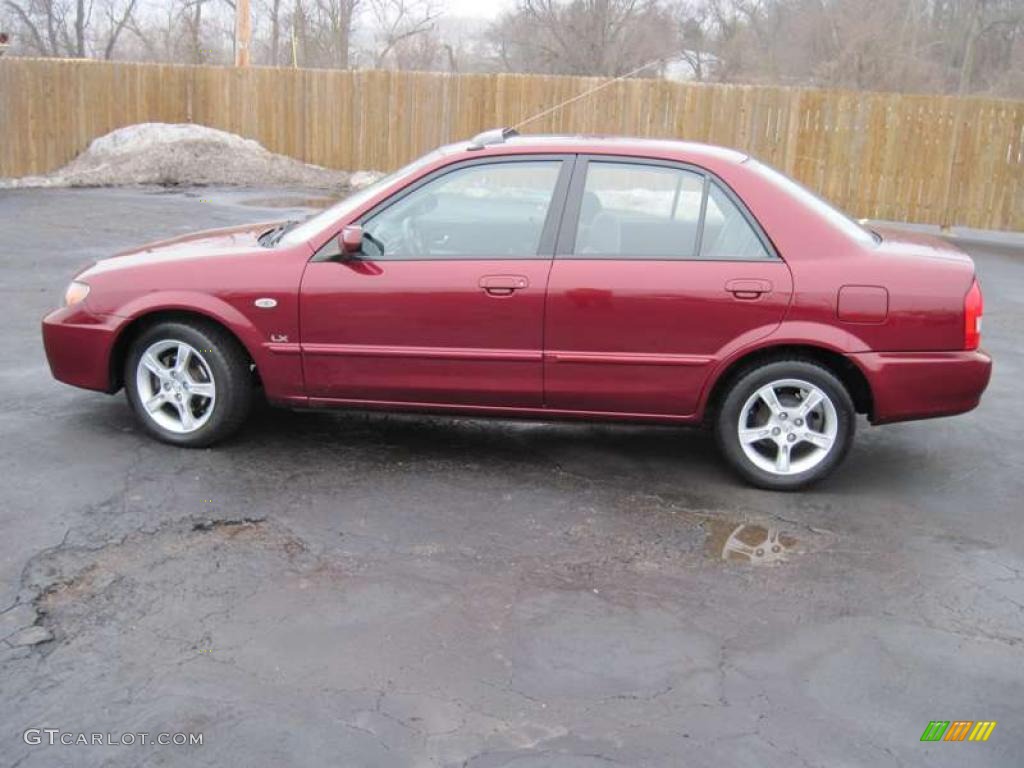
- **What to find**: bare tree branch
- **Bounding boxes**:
[4,0,51,53]
[102,0,138,59]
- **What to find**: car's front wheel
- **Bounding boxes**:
[124,320,253,447]
[715,359,855,490]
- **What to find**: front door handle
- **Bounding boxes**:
[480,275,529,297]
[725,278,772,300]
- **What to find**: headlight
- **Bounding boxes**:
[63,280,90,307]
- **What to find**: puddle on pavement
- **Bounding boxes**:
[703,519,801,565]
[238,195,337,209]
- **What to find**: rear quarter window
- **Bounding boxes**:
[701,183,771,260]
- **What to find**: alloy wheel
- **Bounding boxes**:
[736,378,838,476]
[135,339,216,434]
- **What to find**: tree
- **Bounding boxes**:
[671,0,714,80]
[3,0,139,58]
[263,0,283,64]
[100,0,137,58]
[365,0,438,69]
[2,0,1020,96]
[696,0,1023,96]
[312,0,360,68]
[952,0,1024,94]
[490,0,678,76]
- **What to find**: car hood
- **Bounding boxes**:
[82,220,285,277]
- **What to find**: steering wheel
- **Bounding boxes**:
[401,215,427,257]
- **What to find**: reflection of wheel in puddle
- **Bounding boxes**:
[721,524,794,564]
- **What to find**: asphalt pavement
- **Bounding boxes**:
[1,186,1022,767]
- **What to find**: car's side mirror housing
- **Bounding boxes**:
[338,224,364,257]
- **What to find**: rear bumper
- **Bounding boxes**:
[850,349,992,424]
[42,306,122,392]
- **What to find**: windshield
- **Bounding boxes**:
[747,160,880,246]
[277,150,444,247]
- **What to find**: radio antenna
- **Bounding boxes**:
[512,59,662,132]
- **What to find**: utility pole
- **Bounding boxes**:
[235,0,252,67]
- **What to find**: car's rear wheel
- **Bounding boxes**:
[124,320,253,447]
[714,359,855,490]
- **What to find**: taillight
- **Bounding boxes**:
[964,278,983,350]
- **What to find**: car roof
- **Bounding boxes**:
[443,133,750,166]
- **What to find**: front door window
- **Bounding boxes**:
[362,161,564,259]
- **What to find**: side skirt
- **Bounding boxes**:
[296,396,702,426]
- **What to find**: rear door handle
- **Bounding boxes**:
[480,275,529,296]
[726,278,772,300]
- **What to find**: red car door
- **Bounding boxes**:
[544,157,793,416]
[300,156,572,407]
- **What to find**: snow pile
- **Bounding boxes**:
[349,170,386,188]
[1,123,367,190]
[87,122,270,157]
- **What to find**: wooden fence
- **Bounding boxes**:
[1,57,1023,230]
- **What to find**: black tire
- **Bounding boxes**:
[714,359,856,490]
[124,320,254,447]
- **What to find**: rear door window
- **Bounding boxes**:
[573,162,704,258]
[565,159,774,261]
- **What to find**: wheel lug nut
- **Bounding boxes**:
[779,412,787,420]
[772,427,781,436]
[795,418,803,426]
[787,433,796,442]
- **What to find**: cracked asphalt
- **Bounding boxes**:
[1,187,1022,767]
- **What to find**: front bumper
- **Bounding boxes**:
[850,349,992,424]
[42,306,123,392]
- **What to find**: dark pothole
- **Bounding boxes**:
[5,515,315,658]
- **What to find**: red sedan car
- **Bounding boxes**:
[42,129,991,489]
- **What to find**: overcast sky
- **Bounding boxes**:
[440,0,515,19]
[122,0,515,24]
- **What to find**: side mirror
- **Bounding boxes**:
[338,224,364,257]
